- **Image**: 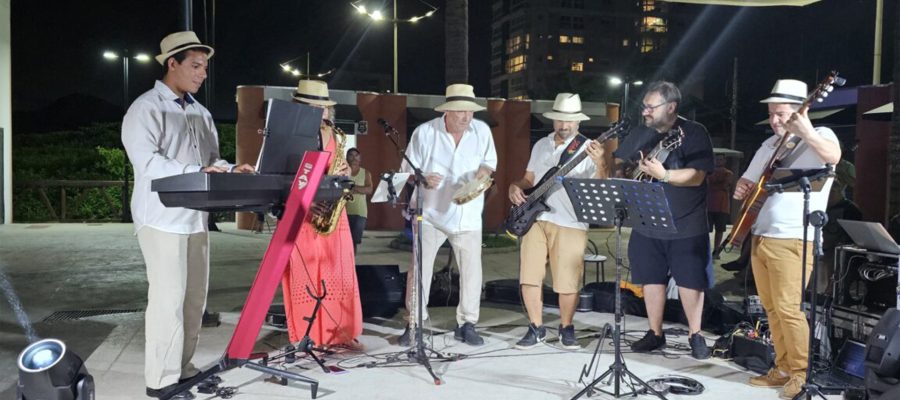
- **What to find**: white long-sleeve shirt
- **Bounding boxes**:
[401,116,498,233]
[122,80,232,234]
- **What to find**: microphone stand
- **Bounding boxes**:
[764,167,841,400]
[377,120,449,384]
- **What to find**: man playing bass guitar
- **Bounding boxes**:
[598,81,715,359]
[737,79,840,399]
[508,93,606,349]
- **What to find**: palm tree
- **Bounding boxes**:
[444,0,468,85]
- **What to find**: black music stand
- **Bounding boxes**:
[563,178,674,400]
[764,167,844,400]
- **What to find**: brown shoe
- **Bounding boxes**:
[749,368,790,387]
[781,374,806,399]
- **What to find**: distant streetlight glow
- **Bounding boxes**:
[609,77,623,86]
[103,51,118,60]
[134,54,151,63]
[633,80,644,86]
[279,52,333,80]
[351,1,439,93]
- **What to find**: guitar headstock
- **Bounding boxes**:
[662,127,685,150]
[597,118,632,142]
[803,71,847,110]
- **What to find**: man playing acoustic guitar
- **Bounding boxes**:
[737,79,840,399]
[598,81,715,360]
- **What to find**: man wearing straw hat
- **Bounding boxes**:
[508,93,606,350]
[735,79,840,398]
[122,31,253,399]
[398,83,497,346]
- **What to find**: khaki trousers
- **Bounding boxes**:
[137,227,209,389]
[405,223,482,326]
[751,235,813,376]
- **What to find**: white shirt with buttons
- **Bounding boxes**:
[401,116,498,233]
[122,80,232,235]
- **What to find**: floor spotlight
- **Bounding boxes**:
[17,338,94,400]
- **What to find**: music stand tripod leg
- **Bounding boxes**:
[572,207,668,400]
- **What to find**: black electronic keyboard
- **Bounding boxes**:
[151,172,351,213]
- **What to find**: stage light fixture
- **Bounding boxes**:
[17,338,94,400]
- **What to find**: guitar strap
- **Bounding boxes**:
[557,134,589,167]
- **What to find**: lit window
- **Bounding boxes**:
[506,55,527,73]
[572,36,584,44]
[622,39,630,47]
[641,38,655,53]
[525,34,531,50]
[559,35,571,44]
[547,55,554,60]
[506,35,524,54]
[588,57,594,63]
[641,16,667,33]
[642,0,656,12]
[571,62,584,72]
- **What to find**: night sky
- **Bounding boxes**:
[9,0,895,133]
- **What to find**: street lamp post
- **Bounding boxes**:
[103,49,150,223]
[352,1,437,93]
[279,52,335,81]
[103,50,151,110]
[609,76,643,122]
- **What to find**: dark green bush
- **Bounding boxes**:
[13,122,237,222]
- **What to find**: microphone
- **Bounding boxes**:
[378,118,396,135]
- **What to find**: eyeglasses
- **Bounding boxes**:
[641,102,668,112]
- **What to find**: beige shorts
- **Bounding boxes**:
[519,220,587,294]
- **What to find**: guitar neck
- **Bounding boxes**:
[529,151,590,200]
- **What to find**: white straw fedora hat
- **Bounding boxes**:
[155,31,215,65]
[760,79,808,104]
[434,84,486,112]
[292,80,337,106]
[543,93,590,121]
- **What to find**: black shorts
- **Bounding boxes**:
[627,231,713,290]
[708,212,729,232]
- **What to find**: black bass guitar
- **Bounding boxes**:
[504,119,631,237]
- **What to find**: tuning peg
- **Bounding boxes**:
[816,98,824,103]
[826,86,834,92]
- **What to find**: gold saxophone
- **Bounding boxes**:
[310,119,352,235]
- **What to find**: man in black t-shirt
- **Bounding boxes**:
[596,81,714,359]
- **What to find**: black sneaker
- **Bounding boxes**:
[146,384,195,399]
[515,323,547,349]
[178,374,222,386]
[689,332,710,360]
[454,322,485,345]
[630,329,666,353]
[398,325,417,347]
[559,324,580,350]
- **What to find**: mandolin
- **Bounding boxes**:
[631,127,685,182]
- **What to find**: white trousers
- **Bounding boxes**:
[137,227,209,389]
[405,223,482,327]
